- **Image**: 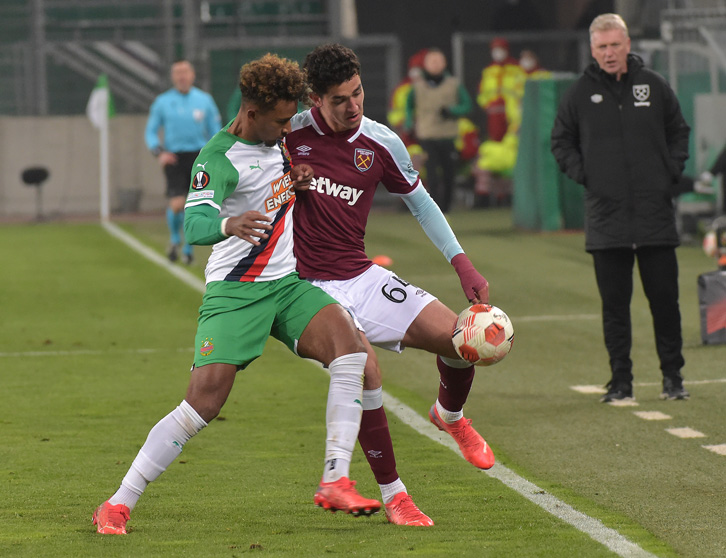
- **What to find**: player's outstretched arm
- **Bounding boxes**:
[400,184,489,303]
[451,253,489,304]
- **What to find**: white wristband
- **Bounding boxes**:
[220,217,230,237]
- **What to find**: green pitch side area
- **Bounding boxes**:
[1,210,724,557]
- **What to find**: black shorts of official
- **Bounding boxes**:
[164,151,200,198]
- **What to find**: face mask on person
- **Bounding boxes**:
[520,56,536,71]
[491,47,508,63]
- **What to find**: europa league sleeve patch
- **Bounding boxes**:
[192,170,210,190]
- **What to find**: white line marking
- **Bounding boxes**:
[607,399,639,407]
[101,220,206,292]
[571,385,607,394]
[381,392,656,558]
[572,379,726,392]
[515,314,599,322]
[103,220,657,558]
[666,427,706,439]
[633,411,671,421]
[0,348,193,358]
[702,444,726,456]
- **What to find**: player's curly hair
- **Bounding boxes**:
[238,53,308,112]
[303,43,361,97]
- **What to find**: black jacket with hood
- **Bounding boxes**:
[551,53,690,251]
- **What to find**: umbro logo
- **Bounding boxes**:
[296,145,312,156]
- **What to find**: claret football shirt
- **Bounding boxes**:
[286,107,421,280]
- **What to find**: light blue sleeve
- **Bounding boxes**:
[400,184,464,262]
[144,97,163,151]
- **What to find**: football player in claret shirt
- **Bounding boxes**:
[285,43,493,527]
[92,54,380,536]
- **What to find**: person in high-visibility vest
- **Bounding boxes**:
[519,49,551,81]
[388,49,429,177]
[388,49,428,147]
[474,38,521,204]
[406,48,473,212]
[477,37,520,143]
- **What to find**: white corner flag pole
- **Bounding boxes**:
[99,117,110,221]
[86,74,112,222]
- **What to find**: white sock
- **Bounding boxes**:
[109,400,207,510]
[322,352,366,483]
[362,387,383,411]
[436,399,463,424]
[380,478,407,504]
[439,355,471,368]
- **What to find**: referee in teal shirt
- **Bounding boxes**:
[145,60,221,264]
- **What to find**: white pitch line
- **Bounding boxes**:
[666,427,706,439]
[515,314,599,322]
[607,398,639,407]
[0,347,194,358]
[571,385,607,394]
[633,411,672,421]
[101,220,206,292]
[382,392,655,558]
[103,220,656,558]
[703,444,726,456]
[572,379,726,393]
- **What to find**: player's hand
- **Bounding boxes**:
[225,211,273,245]
[291,164,314,191]
[158,151,177,167]
[451,253,489,304]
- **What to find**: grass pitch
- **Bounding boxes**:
[1,209,725,557]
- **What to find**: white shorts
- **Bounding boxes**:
[308,264,436,353]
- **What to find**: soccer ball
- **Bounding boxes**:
[452,304,514,366]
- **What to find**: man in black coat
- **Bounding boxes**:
[551,13,691,402]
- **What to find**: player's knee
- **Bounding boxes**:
[184,397,222,423]
[363,355,382,389]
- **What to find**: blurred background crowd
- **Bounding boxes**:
[1,0,724,236]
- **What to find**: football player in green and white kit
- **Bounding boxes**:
[93,54,379,535]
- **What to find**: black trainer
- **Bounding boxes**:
[167,243,179,262]
[600,380,633,403]
[660,376,690,400]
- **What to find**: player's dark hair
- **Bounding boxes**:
[239,53,308,112]
[303,43,361,96]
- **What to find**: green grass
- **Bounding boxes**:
[1,209,724,557]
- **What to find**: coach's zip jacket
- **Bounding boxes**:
[551,53,690,252]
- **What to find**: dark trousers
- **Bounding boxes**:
[164,151,199,198]
[419,138,458,213]
[591,246,685,382]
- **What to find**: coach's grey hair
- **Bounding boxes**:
[589,13,629,41]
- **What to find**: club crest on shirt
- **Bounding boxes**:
[633,84,651,106]
[354,148,374,172]
[192,170,210,190]
[279,141,292,164]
